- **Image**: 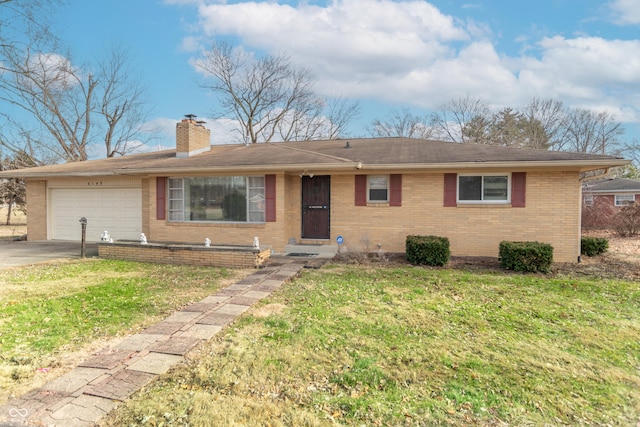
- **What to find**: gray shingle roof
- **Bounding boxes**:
[583,177,640,193]
[0,137,629,178]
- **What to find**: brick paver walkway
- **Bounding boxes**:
[0,257,317,427]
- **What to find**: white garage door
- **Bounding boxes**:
[50,188,142,241]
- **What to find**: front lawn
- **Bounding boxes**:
[0,260,249,402]
[103,264,640,426]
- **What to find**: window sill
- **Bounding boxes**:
[456,203,512,208]
[166,221,266,227]
[366,202,390,207]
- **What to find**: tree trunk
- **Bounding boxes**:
[5,195,14,226]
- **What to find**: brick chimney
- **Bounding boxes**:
[176,115,211,158]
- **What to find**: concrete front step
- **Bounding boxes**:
[284,243,338,258]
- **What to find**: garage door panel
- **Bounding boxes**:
[50,188,142,241]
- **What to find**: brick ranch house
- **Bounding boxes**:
[0,118,629,263]
[582,177,640,229]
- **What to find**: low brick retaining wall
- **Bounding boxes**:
[98,241,270,268]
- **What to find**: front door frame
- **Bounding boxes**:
[301,175,330,240]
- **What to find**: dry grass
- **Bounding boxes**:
[103,263,640,426]
[0,207,26,239]
[0,260,251,403]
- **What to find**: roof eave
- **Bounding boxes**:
[0,171,118,179]
[2,158,629,179]
[112,162,363,175]
[358,159,630,172]
[583,189,640,194]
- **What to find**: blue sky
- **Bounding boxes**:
[53,0,640,150]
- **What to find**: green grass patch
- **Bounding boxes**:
[105,265,640,426]
[0,259,246,400]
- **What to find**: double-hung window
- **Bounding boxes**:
[168,176,265,222]
[458,174,510,203]
[368,176,389,203]
[583,195,594,206]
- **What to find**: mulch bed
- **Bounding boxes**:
[333,245,640,281]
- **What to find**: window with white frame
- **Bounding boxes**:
[615,194,635,206]
[168,176,265,222]
[458,174,510,203]
[168,178,184,221]
[583,195,594,206]
[368,175,389,203]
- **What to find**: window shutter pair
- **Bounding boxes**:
[443,172,526,207]
[155,175,277,221]
[355,174,402,206]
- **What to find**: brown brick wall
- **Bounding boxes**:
[26,180,47,240]
[582,194,640,229]
[98,242,270,268]
[176,119,210,156]
[329,171,581,263]
[27,169,584,263]
[148,174,289,253]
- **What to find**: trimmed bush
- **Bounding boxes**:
[581,237,609,256]
[406,235,450,266]
[499,241,553,273]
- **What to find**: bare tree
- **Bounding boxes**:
[0,150,34,225]
[621,138,640,170]
[98,47,153,157]
[429,95,492,143]
[1,49,97,161]
[560,108,624,155]
[368,108,433,139]
[0,43,152,162]
[321,96,361,140]
[522,98,565,150]
[196,42,358,144]
[0,0,61,162]
[0,0,61,50]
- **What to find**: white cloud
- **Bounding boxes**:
[516,36,640,109]
[196,0,468,75]
[181,0,640,126]
[26,53,79,90]
[609,0,640,25]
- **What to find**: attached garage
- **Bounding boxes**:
[49,184,142,242]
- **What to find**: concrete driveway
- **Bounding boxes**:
[0,240,98,269]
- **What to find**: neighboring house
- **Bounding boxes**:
[0,118,628,263]
[582,178,640,229]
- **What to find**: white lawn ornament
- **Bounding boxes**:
[140,233,148,244]
[205,238,211,247]
[100,230,110,242]
[253,236,260,249]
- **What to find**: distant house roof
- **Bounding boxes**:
[583,177,640,193]
[0,137,629,179]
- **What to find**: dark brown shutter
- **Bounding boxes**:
[389,174,402,206]
[443,173,457,207]
[265,174,276,222]
[511,172,526,207]
[156,177,166,220]
[355,175,367,206]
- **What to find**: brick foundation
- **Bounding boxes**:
[98,241,270,268]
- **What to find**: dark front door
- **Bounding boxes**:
[302,176,330,239]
